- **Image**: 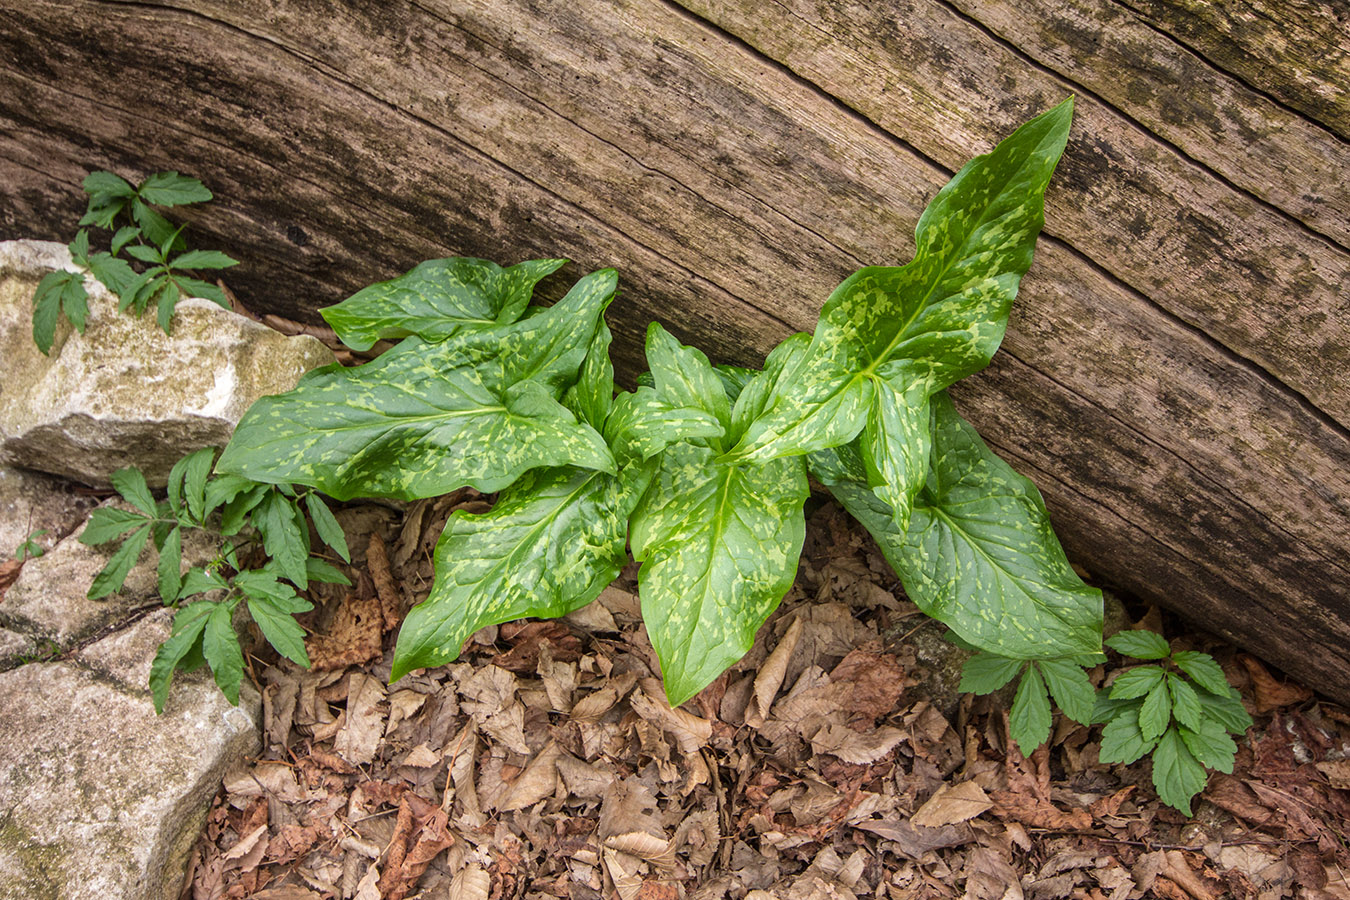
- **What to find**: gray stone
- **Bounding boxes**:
[0,503,219,649]
[0,628,32,667]
[0,466,97,562]
[0,240,335,487]
[0,656,260,900]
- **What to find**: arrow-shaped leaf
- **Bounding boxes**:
[321,257,566,351]
[809,391,1101,659]
[217,268,619,500]
[729,99,1073,529]
[391,462,653,680]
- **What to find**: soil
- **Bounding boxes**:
[177,490,1350,900]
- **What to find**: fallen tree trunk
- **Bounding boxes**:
[3,0,1349,700]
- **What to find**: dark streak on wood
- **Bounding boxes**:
[2,0,1349,699]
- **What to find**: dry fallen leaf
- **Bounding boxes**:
[1240,655,1312,713]
[334,672,387,766]
[910,781,993,828]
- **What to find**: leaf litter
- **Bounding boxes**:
[189,496,1350,899]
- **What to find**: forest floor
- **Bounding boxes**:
[186,491,1350,900]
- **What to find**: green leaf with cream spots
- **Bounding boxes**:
[809,391,1102,660]
[630,440,809,707]
[321,257,567,351]
[727,99,1073,528]
[390,461,653,680]
[217,268,619,500]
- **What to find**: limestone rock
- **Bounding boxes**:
[0,502,219,648]
[0,240,335,487]
[0,647,260,900]
[0,628,31,666]
[0,465,98,561]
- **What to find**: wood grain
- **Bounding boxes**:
[2,0,1348,698]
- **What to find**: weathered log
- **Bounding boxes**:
[3,0,1348,699]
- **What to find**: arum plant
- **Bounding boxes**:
[216,97,1102,710]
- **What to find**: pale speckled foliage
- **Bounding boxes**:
[812,392,1102,659]
[217,268,619,499]
[320,256,567,351]
[630,325,809,706]
[728,99,1073,531]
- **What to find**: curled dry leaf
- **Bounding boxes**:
[500,741,562,811]
[448,863,491,900]
[1240,655,1313,713]
[747,615,804,728]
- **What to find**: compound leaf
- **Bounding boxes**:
[217,268,619,500]
[322,257,566,351]
[1152,726,1207,815]
[1106,629,1172,660]
[959,652,1024,694]
[392,462,652,681]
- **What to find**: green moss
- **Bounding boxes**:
[0,819,65,899]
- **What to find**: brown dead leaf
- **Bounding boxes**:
[250,888,323,900]
[911,781,993,828]
[1239,655,1312,713]
[492,620,582,671]
[448,863,491,900]
[828,647,905,724]
[306,576,385,671]
[853,818,974,859]
[1318,759,1350,789]
[377,793,455,900]
[500,740,561,811]
[1162,850,1217,900]
[631,680,712,753]
[1089,785,1136,819]
[334,673,387,766]
[747,615,803,728]
[809,724,907,764]
[0,558,22,599]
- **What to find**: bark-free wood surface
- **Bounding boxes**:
[3,0,1348,699]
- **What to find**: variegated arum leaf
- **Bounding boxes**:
[391,461,653,681]
[603,387,723,469]
[217,268,620,500]
[562,317,617,433]
[809,392,1102,660]
[322,257,566,351]
[629,327,809,705]
[728,98,1073,529]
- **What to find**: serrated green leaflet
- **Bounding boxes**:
[217,269,619,500]
[728,99,1072,527]
[959,652,1024,694]
[1172,651,1231,696]
[304,493,350,563]
[631,440,808,707]
[137,171,212,206]
[88,523,152,599]
[1152,726,1207,815]
[1196,686,1253,734]
[811,393,1101,659]
[156,526,183,602]
[247,595,311,667]
[392,462,651,681]
[1110,665,1166,699]
[80,507,150,545]
[150,601,214,713]
[203,602,245,705]
[1038,658,1097,725]
[1168,673,1203,731]
[322,257,566,351]
[1179,719,1237,773]
[254,491,308,589]
[1139,678,1172,741]
[1009,663,1052,754]
[1105,629,1172,660]
[1099,707,1157,765]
